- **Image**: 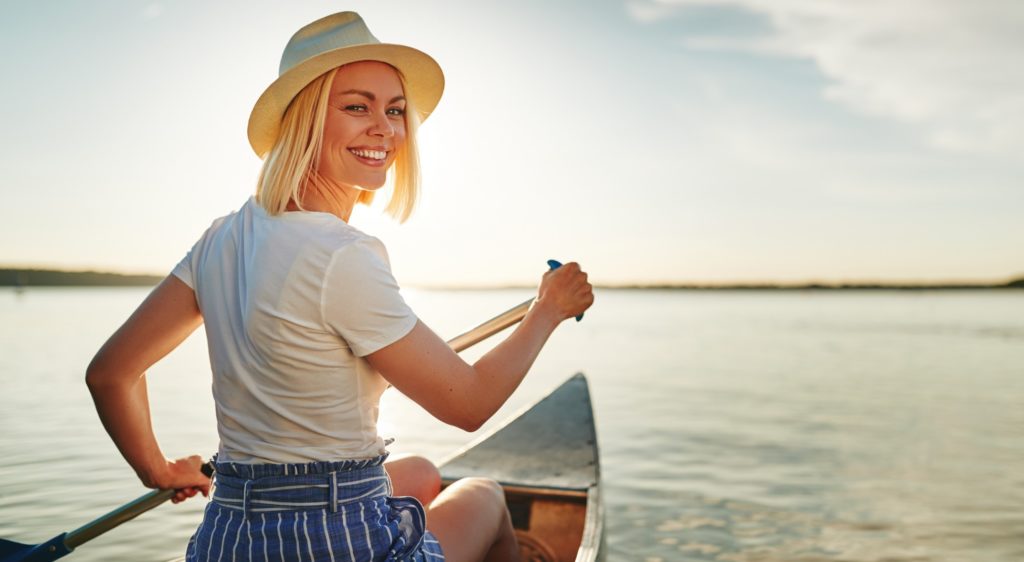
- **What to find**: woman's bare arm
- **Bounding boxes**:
[367,262,594,431]
[85,275,210,500]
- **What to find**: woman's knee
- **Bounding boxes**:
[403,455,442,489]
[386,455,441,502]
[459,477,503,498]
[449,477,508,519]
[408,456,442,498]
[427,477,512,561]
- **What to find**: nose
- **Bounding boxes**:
[368,111,395,138]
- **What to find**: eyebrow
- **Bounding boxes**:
[336,89,406,104]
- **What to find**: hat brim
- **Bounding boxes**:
[247,43,444,157]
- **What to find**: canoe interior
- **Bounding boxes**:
[439,373,603,562]
[504,485,589,561]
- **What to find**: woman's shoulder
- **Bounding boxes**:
[324,233,391,273]
[287,216,384,259]
[261,212,392,276]
[181,201,247,254]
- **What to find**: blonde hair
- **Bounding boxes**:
[255,66,421,223]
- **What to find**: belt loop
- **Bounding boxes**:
[330,471,338,513]
[242,479,253,519]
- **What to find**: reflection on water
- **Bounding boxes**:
[1,288,1023,561]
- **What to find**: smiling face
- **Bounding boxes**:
[317,61,408,192]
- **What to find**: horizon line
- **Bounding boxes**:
[2,267,1022,290]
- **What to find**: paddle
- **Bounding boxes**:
[0,259,583,561]
[0,462,214,562]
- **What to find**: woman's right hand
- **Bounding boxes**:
[534,262,594,323]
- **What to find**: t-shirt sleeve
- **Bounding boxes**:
[170,216,226,290]
[171,237,199,289]
[321,238,418,357]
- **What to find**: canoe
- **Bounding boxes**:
[438,373,605,562]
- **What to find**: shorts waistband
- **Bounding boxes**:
[213,453,389,479]
[211,454,392,517]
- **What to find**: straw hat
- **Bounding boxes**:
[247,12,444,157]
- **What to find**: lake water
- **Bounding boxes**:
[1,287,1023,561]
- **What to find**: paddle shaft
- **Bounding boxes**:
[446,298,534,352]
[64,488,174,550]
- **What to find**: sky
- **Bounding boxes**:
[1,0,1021,286]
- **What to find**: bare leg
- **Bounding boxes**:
[384,455,442,507]
[426,477,520,562]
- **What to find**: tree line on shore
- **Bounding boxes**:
[0,268,163,287]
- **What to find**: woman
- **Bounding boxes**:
[86,12,593,562]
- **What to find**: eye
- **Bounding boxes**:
[386,107,406,117]
[342,104,367,113]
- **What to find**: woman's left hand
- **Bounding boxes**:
[158,455,212,504]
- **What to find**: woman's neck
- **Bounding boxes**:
[290,173,361,222]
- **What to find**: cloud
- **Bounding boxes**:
[626,0,682,23]
[142,3,164,20]
[628,0,1024,153]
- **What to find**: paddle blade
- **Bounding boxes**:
[0,533,72,562]
[0,538,30,559]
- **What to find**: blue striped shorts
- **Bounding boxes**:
[185,454,444,561]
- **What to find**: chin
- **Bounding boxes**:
[355,181,387,192]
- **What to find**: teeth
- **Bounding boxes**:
[350,149,386,160]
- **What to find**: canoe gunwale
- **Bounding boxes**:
[576,485,604,562]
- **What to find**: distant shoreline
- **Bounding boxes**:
[2,268,1022,290]
[0,268,163,287]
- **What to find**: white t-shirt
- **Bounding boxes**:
[172,197,417,463]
